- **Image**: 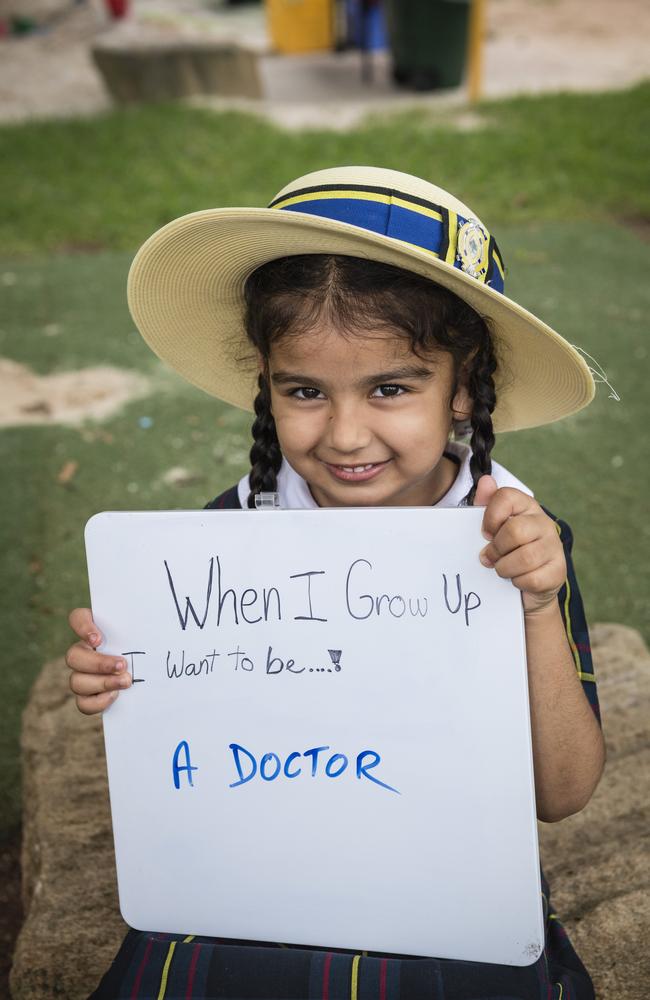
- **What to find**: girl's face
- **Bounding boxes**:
[266,322,472,508]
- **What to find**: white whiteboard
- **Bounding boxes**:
[85,508,543,966]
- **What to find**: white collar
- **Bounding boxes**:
[235,441,507,510]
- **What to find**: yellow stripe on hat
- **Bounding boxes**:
[273,189,392,211]
[272,189,444,224]
[445,209,458,265]
[393,196,443,222]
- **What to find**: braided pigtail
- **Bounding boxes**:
[464,333,498,505]
[247,373,282,509]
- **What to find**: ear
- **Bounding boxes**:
[451,384,473,421]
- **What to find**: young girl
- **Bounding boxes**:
[65,166,605,999]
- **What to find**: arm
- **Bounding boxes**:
[522,598,604,822]
[475,477,606,823]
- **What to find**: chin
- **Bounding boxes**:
[324,484,399,508]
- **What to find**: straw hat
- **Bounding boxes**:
[127,166,594,432]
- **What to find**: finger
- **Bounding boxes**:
[473,475,498,509]
[480,513,549,563]
[511,563,565,597]
[69,607,103,648]
[481,488,539,541]
[482,540,552,579]
[70,670,132,697]
[76,690,120,716]
[488,550,566,598]
[65,642,127,675]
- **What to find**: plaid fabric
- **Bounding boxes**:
[89,487,598,999]
[89,905,594,1000]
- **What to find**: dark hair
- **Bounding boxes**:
[243,255,497,508]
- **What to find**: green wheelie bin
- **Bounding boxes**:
[384,0,471,90]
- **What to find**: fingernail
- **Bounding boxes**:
[88,632,99,645]
[479,550,493,567]
[118,675,131,688]
[481,529,493,541]
[114,660,126,672]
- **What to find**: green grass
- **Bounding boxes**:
[1,85,649,840]
[1,83,649,255]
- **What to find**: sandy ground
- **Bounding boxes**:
[0,0,649,128]
[0,357,151,427]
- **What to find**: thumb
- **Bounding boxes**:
[473,474,498,508]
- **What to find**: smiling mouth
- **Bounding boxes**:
[321,460,390,483]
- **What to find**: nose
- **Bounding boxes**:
[325,400,372,455]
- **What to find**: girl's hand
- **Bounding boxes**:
[475,476,566,615]
[65,608,131,714]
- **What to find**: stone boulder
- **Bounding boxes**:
[10,623,650,998]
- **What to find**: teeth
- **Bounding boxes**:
[341,464,374,472]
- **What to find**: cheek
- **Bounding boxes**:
[273,409,322,456]
[378,403,452,453]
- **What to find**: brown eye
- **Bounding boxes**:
[291,387,324,400]
[372,384,407,398]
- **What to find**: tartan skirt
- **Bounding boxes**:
[88,908,594,1000]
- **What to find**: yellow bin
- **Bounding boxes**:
[266,0,334,54]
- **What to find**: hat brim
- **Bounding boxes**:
[127,207,594,433]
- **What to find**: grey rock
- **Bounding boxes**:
[10,623,650,998]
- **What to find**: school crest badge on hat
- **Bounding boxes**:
[457,220,490,282]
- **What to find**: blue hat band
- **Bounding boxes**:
[269,183,505,294]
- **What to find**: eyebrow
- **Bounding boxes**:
[270,365,437,388]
